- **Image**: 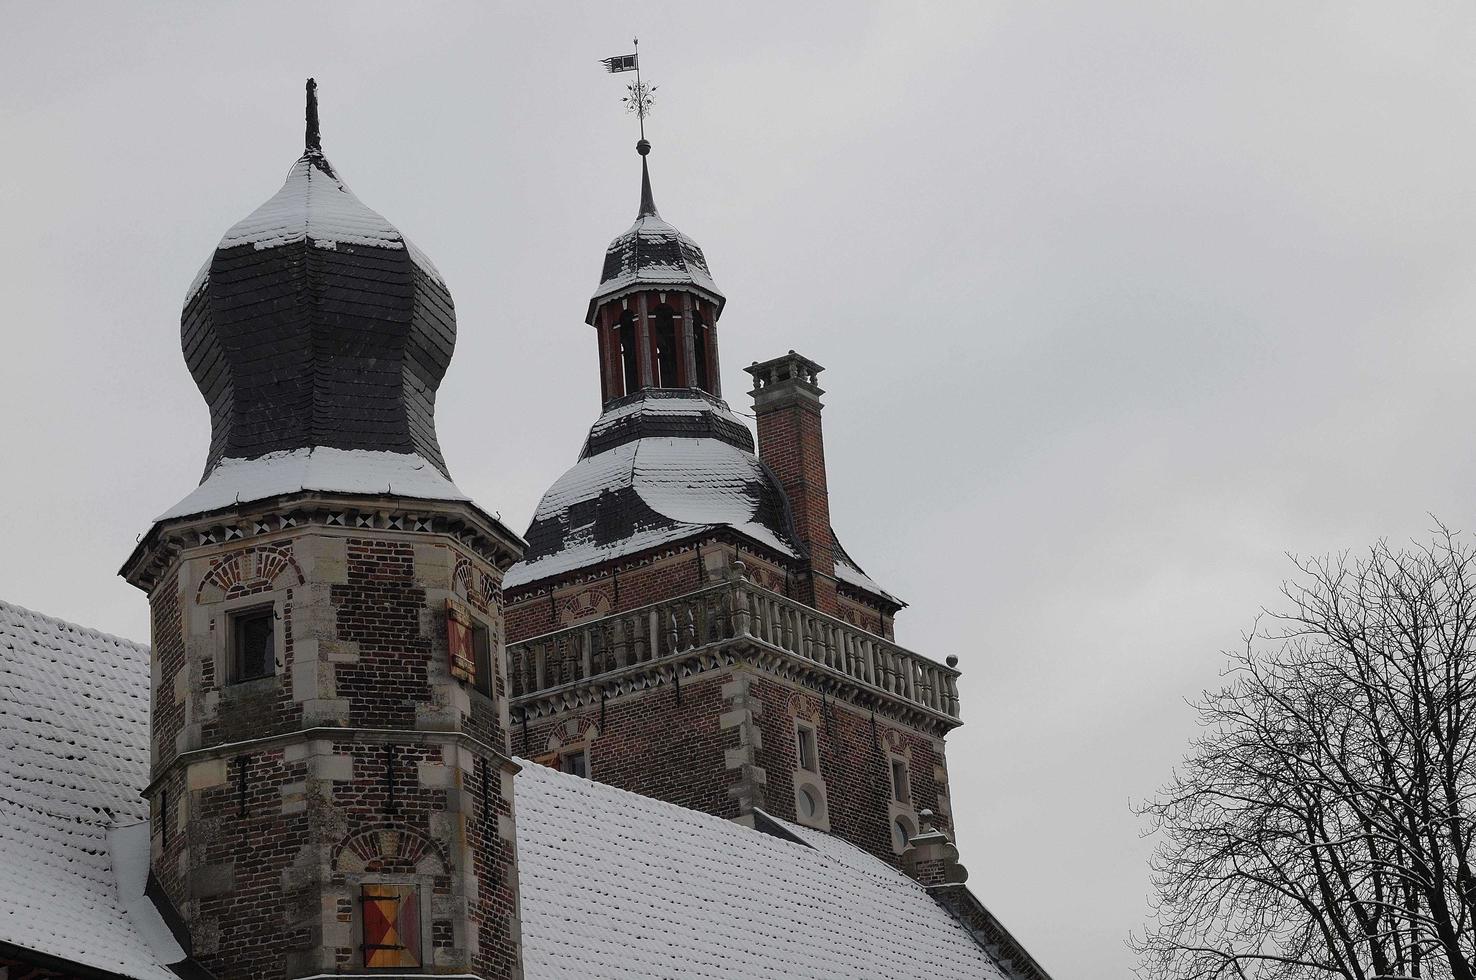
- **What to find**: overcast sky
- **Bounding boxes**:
[5,3,1476,976]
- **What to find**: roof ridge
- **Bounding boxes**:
[0,598,149,653]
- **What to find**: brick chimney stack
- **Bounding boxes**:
[747,351,838,614]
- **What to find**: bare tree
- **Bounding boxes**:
[1133,528,1476,980]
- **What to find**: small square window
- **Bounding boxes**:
[562,750,588,778]
[891,758,911,804]
[231,607,275,683]
[796,723,818,773]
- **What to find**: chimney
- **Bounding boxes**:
[746,351,838,614]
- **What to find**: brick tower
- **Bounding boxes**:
[121,82,526,980]
[503,140,963,867]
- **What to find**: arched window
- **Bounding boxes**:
[652,305,679,387]
[618,311,639,395]
[692,308,711,392]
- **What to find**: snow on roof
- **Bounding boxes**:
[832,535,904,608]
[187,152,442,301]
[159,447,469,522]
[0,599,1002,978]
[590,213,725,316]
[515,763,1011,980]
[586,391,750,441]
[505,435,798,590]
[0,600,176,980]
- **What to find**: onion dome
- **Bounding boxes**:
[503,390,800,590]
[585,142,725,325]
[174,80,460,517]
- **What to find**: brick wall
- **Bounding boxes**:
[512,669,742,819]
[141,514,521,980]
[511,657,952,868]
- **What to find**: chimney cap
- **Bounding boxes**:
[745,350,825,397]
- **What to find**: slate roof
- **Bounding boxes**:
[0,600,1021,980]
[182,143,457,482]
[505,390,901,610]
[0,600,177,980]
[586,154,725,324]
[505,390,801,591]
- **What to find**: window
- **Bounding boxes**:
[893,817,912,852]
[891,758,911,804]
[652,305,679,387]
[561,749,588,778]
[796,722,819,773]
[618,311,639,394]
[230,607,275,683]
[692,309,711,391]
[472,620,493,698]
[360,883,421,968]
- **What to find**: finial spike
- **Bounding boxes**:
[305,78,321,153]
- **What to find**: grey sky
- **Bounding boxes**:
[5,3,1476,976]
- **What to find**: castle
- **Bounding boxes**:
[0,82,1051,980]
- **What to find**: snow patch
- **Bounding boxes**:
[185,153,444,305]
[160,447,468,521]
[110,822,186,965]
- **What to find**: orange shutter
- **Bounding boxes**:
[446,598,476,685]
[361,884,421,968]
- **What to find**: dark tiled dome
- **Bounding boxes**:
[182,83,455,482]
[506,390,799,589]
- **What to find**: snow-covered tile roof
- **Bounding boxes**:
[0,600,176,980]
[585,392,750,443]
[159,447,470,521]
[515,762,1010,980]
[832,533,904,608]
[505,435,798,590]
[188,152,442,301]
[591,214,725,314]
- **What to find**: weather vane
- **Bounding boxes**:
[601,37,655,144]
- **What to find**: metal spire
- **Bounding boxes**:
[638,151,659,218]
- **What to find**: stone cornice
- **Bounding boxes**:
[122,492,525,594]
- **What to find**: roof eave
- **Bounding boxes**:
[585,281,728,326]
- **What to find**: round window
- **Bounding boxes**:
[893,818,911,851]
[797,785,818,820]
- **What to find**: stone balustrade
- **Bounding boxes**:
[507,568,962,726]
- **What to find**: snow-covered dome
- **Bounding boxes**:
[585,143,725,324]
[180,80,458,494]
[504,390,799,590]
